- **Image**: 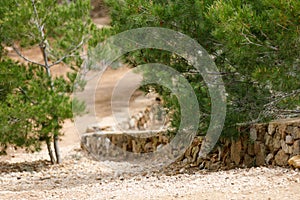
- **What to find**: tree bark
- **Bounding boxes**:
[46,139,56,164]
[53,135,61,164]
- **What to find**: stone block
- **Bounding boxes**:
[265,153,274,165]
[254,141,261,155]
[264,133,273,151]
[278,124,287,138]
[292,127,300,140]
[230,139,242,165]
[274,150,289,166]
[293,140,300,155]
[288,155,300,168]
[281,139,293,154]
[250,127,257,141]
[285,135,294,145]
[244,154,254,167]
[247,142,255,156]
[273,132,281,151]
[268,123,276,135]
[256,143,266,166]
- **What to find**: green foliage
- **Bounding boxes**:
[102,0,300,139]
[0,0,91,160]
[0,59,75,154]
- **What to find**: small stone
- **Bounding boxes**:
[182,158,188,164]
[288,155,300,168]
[286,135,294,145]
[199,162,205,170]
[265,153,274,165]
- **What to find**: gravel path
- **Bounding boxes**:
[1,144,300,200]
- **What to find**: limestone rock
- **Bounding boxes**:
[265,153,274,165]
[247,143,255,156]
[272,132,281,151]
[288,155,300,168]
[293,140,300,155]
[292,127,300,140]
[281,140,293,154]
[274,150,289,166]
[254,141,261,155]
[285,135,294,145]
[268,123,276,135]
[244,154,254,167]
[255,143,266,166]
[250,127,257,141]
[264,133,273,151]
[278,124,287,138]
[286,125,294,134]
[230,139,242,165]
[191,146,200,163]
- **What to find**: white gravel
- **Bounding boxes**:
[1,145,300,200]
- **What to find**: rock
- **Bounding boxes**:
[281,139,288,153]
[247,143,255,156]
[86,127,95,133]
[285,135,294,145]
[254,141,261,155]
[191,146,200,163]
[268,123,276,135]
[281,140,293,154]
[293,140,300,155]
[272,132,281,151]
[144,142,153,152]
[286,125,294,134]
[244,154,254,167]
[265,133,273,151]
[179,168,185,173]
[250,127,257,141]
[278,124,287,138]
[292,127,300,140]
[230,139,242,165]
[265,153,274,165]
[288,155,300,168]
[255,143,266,166]
[274,150,289,166]
[182,158,188,164]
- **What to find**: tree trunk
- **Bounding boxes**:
[53,135,61,164]
[46,139,56,164]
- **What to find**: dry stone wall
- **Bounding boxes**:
[183,118,300,170]
[81,118,300,170]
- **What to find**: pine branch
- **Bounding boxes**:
[49,37,86,68]
[12,45,45,68]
